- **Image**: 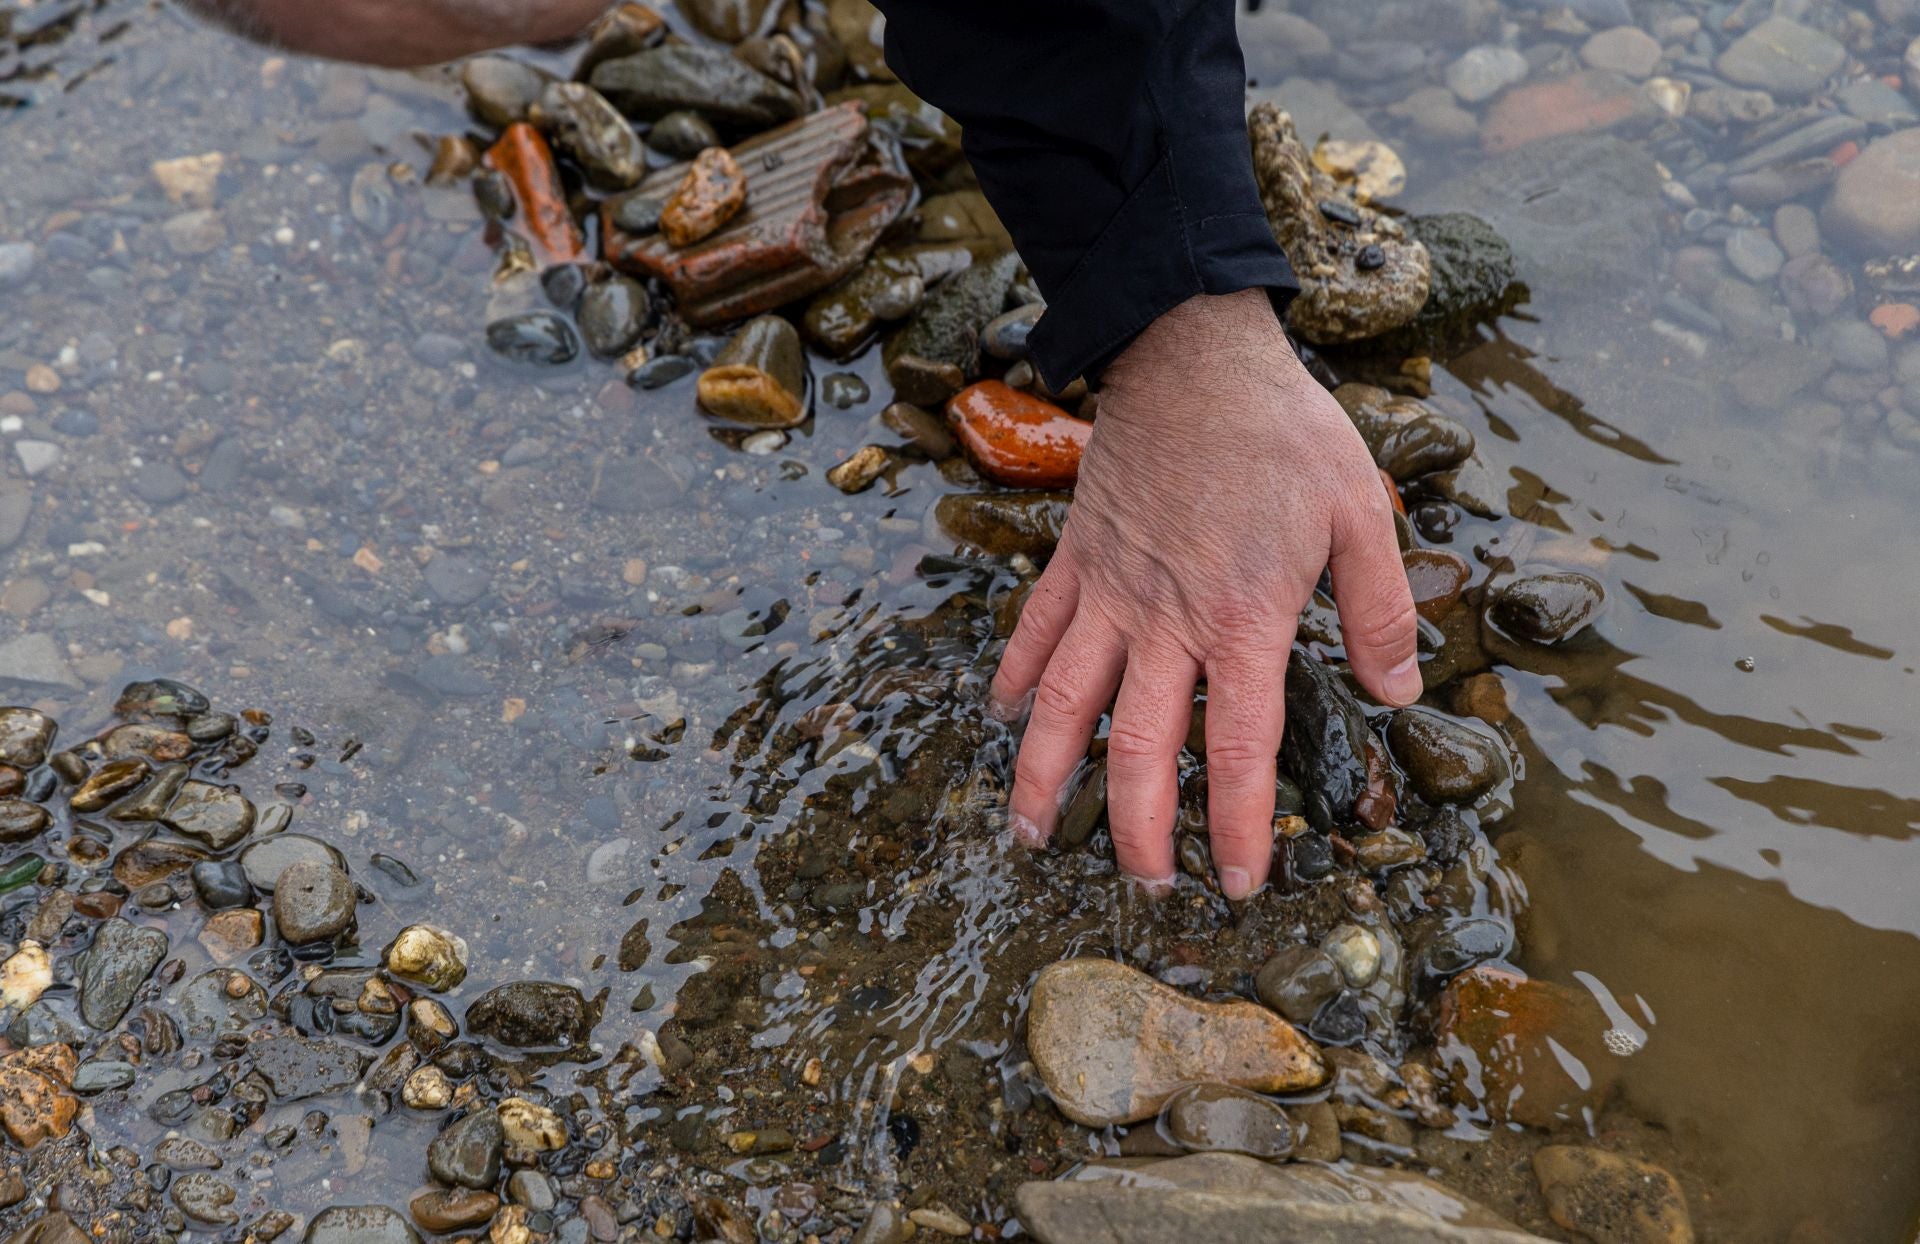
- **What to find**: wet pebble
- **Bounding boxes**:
[880,402,953,459]
[1387,709,1509,805]
[163,781,254,850]
[1254,946,1343,1024]
[130,461,189,506]
[270,859,356,944]
[1415,915,1513,982]
[981,304,1042,361]
[428,1107,505,1190]
[1487,570,1606,643]
[647,109,720,159]
[0,801,49,844]
[820,371,870,409]
[630,353,696,389]
[241,833,346,891]
[410,1189,500,1234]
[305,1205,423,1244]
[486,312,580,366]
[386,925,468,992]
[172,1171,239,1226]
[78,917,170,1029]
[1161,1084,1296,1159]
[466,980,593,1048]
[461,56,550,127]
[1322,924,1381,989]
[578,276,650,358]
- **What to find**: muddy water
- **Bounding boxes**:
[3,0,1920,1239]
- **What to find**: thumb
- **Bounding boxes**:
[1327,480,1422,707]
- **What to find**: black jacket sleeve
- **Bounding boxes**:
[871,0,1299,390]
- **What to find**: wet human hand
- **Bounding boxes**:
[993,288,1421,898]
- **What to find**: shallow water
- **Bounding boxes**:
[3,0,1920,1238]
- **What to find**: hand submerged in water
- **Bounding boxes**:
[993,288,1421,898]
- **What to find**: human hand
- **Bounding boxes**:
[994,288,1421,897]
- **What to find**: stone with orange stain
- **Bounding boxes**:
[696,315,807,427]
[0,1043,78,1149]
[1380,469,1405,516]
[945,381,1091,489]
[1404,548,1471,622]
[1870,303,1920,339]
[483,124,585,266]
[1027,958,1326,1127]
[1482,70,1652,153]
[660,147,747,247]
[1435,965,1619,1128]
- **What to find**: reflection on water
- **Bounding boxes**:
[2,0,1920,1237]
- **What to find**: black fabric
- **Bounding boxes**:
[872,0,1299,390]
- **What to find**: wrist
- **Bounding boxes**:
[1100,288,1313,419]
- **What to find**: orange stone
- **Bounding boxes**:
[1435,966,1620,1128]
[1870,302,1920,339]
[945,381,1092,489]
[1380,468,1405,516]
[484,123,586,266]
[660,147,747,248]
[1829,139,1860,167]
[1482,70,1649,154]
[0,1045,78,1149]
[1403,548,1471,622]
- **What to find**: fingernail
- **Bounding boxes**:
[987,692,1029,724]
[1385,656,1423,707]
[1219,866,1255,901]
[1010,812,1047,848]
[1137,873,1178,899]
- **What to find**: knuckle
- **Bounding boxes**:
[1030,673,1087,727]
[1104,720,1173,770]
[1204,739,1277,784]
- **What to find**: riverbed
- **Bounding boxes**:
[2,0,1919,1240]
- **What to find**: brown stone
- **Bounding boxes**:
[1532,1145,1693,1244]
[660,147,747,247]
[1027,958,1325,1127]
[695,316,807,428]
[603,102,914,325]
[112,838,209,888]
[198,909,265,964]
[1482,70,1653,154]
[410,1188,501,1233]
[1404,548,1471,623]
[1436,966,1619,1127]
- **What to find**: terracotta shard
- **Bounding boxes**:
[602,101,915,326]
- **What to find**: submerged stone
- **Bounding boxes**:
[78,918,169,1029]
[1436,966,1619,1127]
[1531,1146,1694,1244]
[1487,570,1606,644]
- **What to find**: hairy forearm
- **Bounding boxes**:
[179,0,607,67]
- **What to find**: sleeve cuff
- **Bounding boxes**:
[1024,151,1300,392]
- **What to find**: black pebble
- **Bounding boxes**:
[190,861,253,909]
[1317,198,1361,226]
[630,355,696,389]
[1287,832,1334,882]
[1356,244,1386,271]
